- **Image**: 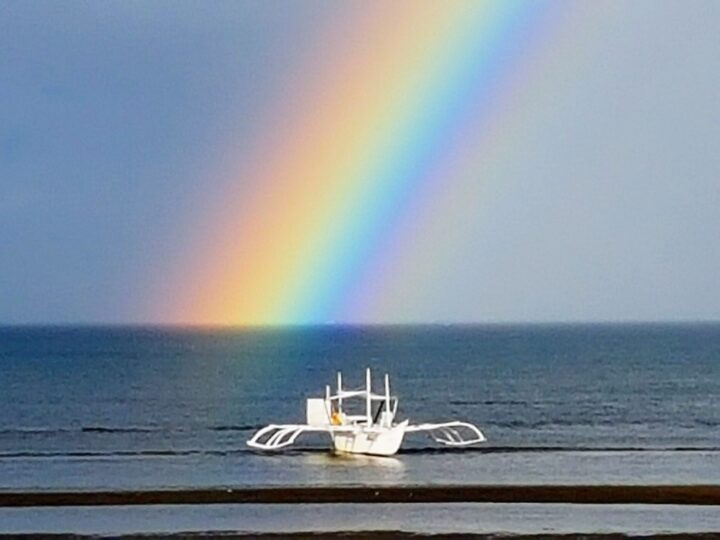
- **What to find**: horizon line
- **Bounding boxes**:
[2,319,720,329]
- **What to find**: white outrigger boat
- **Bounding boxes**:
[247,368,486,456]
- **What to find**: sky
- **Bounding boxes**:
[1,1,719,325]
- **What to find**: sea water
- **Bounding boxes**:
[0,323,719,534]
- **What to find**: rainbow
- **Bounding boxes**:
[163,1,567,325]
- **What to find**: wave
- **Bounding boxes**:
[80,426,156,434]
[485,418,720,429]
[449,400,530,406]
[0,449,252,459]
[399,445,720,455]
[0,427,64,435]
[210,425,260,432]
[2,415,719,436]
[0,425,262,437]
[0,446,718,460]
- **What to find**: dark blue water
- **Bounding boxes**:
[1,323,718,488]
[1,324,719,534]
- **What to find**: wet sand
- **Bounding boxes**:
[1,484,719,507]
[3,533,720,539]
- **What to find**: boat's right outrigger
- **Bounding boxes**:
[247,368,486,456]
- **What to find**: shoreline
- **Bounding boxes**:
[3,534,720,540]
[1,485,719,507]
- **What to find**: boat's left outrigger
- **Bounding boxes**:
[247,368,485,456]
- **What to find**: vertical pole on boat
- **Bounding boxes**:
[326,384,335,428]
[366,367,372,426]
[325,384,331,422]
[337,372,343,413]
[384,373,390,425]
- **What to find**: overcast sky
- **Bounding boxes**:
[1,1,719,324]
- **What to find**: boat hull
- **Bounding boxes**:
[331,421,407,456]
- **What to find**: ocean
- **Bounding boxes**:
[1,323,719,535]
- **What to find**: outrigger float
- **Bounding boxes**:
[247,368,486,456]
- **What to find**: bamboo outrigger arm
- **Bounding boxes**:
[404,421,486,446]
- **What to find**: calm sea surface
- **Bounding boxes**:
[1,323,719,534]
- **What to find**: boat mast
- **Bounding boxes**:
[384,373,390,424]
[337,371,343,414]
[366,368,372,425]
